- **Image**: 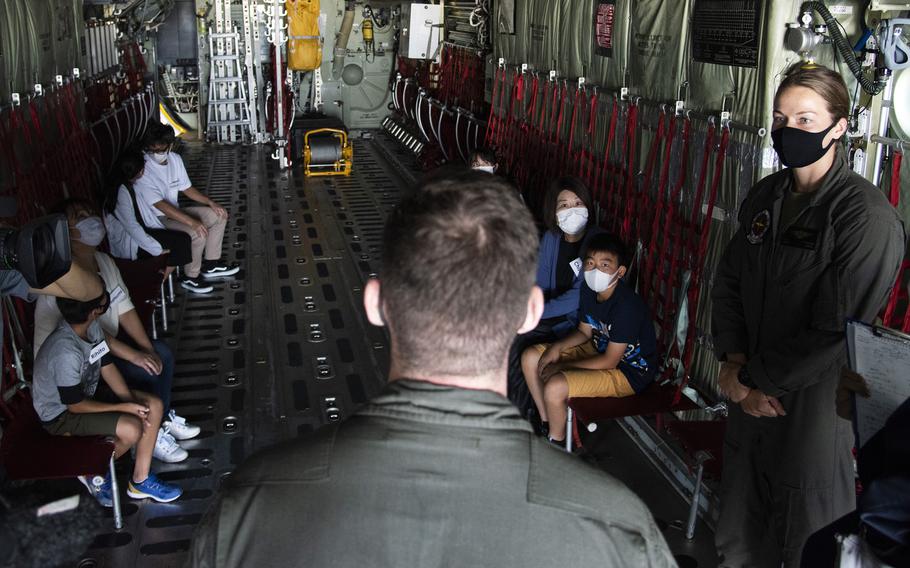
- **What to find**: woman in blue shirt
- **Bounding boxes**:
[507,177,603,422]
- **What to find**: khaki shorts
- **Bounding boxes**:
[533,342,635,399]
[43,411,121,437]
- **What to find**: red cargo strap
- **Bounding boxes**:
[0,111,23,179]
[882,150,908,332]
[890,150,903,207]
[580,91,599,185]
[607,101,634,234]
[552,82,568,160]
[501,70,524,171]
[565,85,584,168]
[514,75,540,188]
[659,118,693,347]
[545,82,568,180]
[618,104,642,241]
[485,65,505,147]
[675,125,729,403]
[642,113,678,304]
[628,111,666,248]
[883,260,910,332]
[9,104,31,148]
[596,100,619,206]
[495,69,519,156]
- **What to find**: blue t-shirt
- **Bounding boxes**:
[576,281,657,393]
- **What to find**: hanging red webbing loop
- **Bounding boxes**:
[882,150,908,332]
[659,118,693,348]
[486,64,506,148]
[674,124,730,403]
[544,82,568,182]
[641,113,678,304]
[883,259,910,331]
[581,91,599,187]
[515,74,540,190]
[606,101,633,234]
[564,85,584,170]
[502,70,524,172]
[889,150,903,207]
[596,100,619,207]
[550,82,566,172]
[0,111,23,180]
[618,104,644,241]
[527,77,552,201]
[627,111,665,248]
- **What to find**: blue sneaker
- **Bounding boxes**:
[126,473,182,503]
[77,473,113,508]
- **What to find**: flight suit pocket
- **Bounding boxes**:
[776,249,824,287]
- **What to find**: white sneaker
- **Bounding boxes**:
[163,410,201,440]
[153,428,188,463]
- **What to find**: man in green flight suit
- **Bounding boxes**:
[188,171,675,567]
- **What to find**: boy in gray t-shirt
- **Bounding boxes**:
[32,293,182,507]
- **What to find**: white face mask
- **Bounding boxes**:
[473,165,495,174]
[584,267,621,293]
[75,216,106,247]
[556,207,588,235]
[149,151,169,165]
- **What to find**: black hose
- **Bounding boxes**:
[800,1,886,95]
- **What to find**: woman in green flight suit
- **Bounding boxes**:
[711,63,906,567]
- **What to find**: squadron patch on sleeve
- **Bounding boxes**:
[746,209,771,245]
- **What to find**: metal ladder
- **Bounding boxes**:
[206,0,251,143]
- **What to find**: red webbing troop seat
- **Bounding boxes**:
[0,391,113,480]
[569,382,699,428]
[113,255,170,334]
[392,50,488,168]
[0,303,123,529]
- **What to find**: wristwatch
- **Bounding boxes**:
[738,365,756,389]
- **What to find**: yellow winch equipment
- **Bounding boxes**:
[303,128,353,177]
[286,0,321,71]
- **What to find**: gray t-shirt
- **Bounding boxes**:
[32,320,108,422]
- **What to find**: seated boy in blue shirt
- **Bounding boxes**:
[521,233,657,444]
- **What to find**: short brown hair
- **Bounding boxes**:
[776,62,850,122]
[380,170,538,377]
[542,177,593,232]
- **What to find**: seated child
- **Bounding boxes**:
[521,233,657,444]
[34,198,200,464]
[32,293,183,506]
[134,123,237,293]
[103,150,204,291]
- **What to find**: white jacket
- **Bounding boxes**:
[104,184,164,260]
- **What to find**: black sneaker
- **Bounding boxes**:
[180,277,214,294]
[201,263,240,279]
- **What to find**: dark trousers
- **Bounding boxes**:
[112,339,175,414]
[140,228,192,267]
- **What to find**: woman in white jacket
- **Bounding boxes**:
[103,151,212,294]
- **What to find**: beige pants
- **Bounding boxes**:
[161,206,227,278]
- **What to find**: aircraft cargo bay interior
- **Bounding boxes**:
[0,1,908,567]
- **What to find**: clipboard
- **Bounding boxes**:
[845,320,910,448]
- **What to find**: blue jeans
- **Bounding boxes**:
[113,339,175,414]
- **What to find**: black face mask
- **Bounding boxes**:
[770,122,838,168]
